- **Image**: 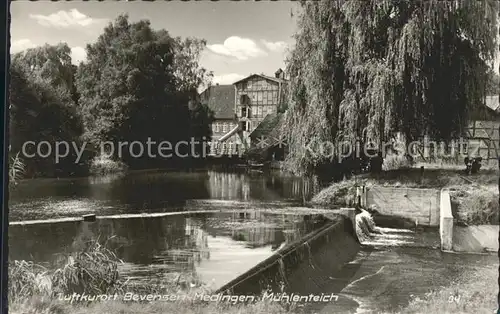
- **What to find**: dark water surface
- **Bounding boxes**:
[8,169,497,313]
[9,169,320,290]
[10,212,327,290]
[9,169,316,221]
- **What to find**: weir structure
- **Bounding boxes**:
[360,185,498,253]
[215,210,360,297]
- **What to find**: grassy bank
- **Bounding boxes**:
[394,265,498,314]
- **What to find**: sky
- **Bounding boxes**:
[10,1,300,85]
[10,1,500,86]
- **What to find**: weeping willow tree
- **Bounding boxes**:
[284,0,498,175]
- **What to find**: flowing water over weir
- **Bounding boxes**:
[214,212,496,313]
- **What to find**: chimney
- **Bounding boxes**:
[275,68,285,80]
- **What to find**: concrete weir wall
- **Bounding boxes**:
[365,186,440,226]
[440,189,499,253]
[439,190,453,251]
[216,214,360,296]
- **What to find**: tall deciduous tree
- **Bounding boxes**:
[76,15,213,168]
[9,63,86,177]
[11,43,79,106]
[172,36,213,96]
[10,43,86,177]
[284,0,499,175]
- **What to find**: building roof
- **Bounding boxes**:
[200,85,236,120]
[249,113,285,141]
[233,73,288,85]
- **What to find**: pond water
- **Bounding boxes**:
[9,169,321,290]
[8,169,498,313]
[9,169,317,221]
[9,211,329,290]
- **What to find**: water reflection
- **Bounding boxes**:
[10,170,317,221]
[9,212,323,289]
[206,171,315,201]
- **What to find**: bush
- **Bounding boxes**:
[383,153,413,171]
[450,186,499,225]
[310,179,363,207]
[89,156,127,175]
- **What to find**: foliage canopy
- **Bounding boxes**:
[284,0,499,175]
[76,15,213,168]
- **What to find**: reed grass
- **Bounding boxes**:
[8,240,297,314]
[50,240,123,296]
[9,242,123,304]
[9,151,25,186]
[8,261,51,303]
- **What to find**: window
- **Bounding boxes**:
[240,95,249,105]
[241,106,247,118]
[214,123,219,133]
[241,121,247,131]
[257,106,262,117]
[272,91,278,103]
[257,92,263,103]
[222,123,228,133]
